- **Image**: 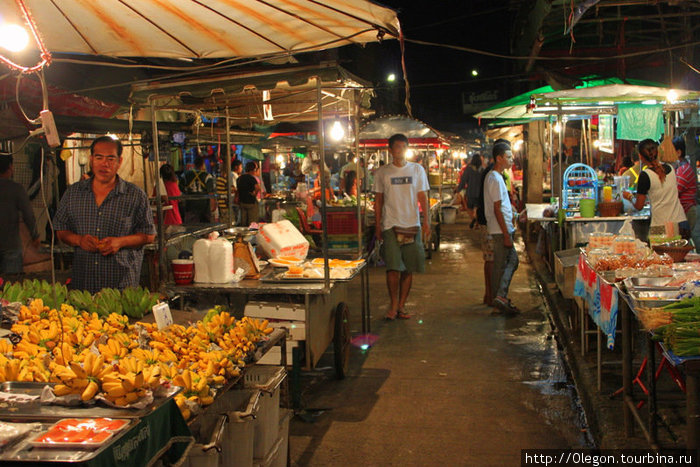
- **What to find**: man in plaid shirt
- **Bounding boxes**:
[54,136,156,293]
[674,136,697,237]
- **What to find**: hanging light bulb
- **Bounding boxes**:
[275,154,284,164]
[0,24,29,53]
[553,122,562,133]
[330,121,345,142]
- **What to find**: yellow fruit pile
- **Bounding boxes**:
[1,299,274,419]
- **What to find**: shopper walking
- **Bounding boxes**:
[159,164,182,226]
[476,155,495,306]
[0,155,40,274]
[623,139,687,236]
[236,161,261,226]
[374,133,430,320]
[673,137,697,239]
[182,156,215,224]
[484,142,524,314]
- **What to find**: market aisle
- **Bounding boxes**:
[289,217,592,466]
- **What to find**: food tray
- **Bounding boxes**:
[261,265,362,283]
[623,277,678,291]
[0,382,180,422]
[0,419,138,463]
[629,289,680,309]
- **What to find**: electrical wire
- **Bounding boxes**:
[402,37,700,61]
[15,74,41,125]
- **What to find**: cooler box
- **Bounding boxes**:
[256,220,309,259]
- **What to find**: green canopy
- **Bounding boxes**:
[241,145,265,161]
[474,76,664,120]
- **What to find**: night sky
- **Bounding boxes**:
[338,0,517,135]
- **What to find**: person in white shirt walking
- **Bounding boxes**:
[484,142,525,314]
[374,134,431,320]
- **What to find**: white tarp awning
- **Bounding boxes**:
[535,84,700,105]
[2,0,399,59]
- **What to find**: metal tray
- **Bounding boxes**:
[0,419,138,463]
[0,383,180,422]
[623,277,680,292]
[629,289,681,309]
[261,264,363,283]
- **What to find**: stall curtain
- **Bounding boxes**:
[616,103,664,141]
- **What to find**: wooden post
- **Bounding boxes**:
[526,120,545,203]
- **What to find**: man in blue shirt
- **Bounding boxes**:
[54,136,156,293]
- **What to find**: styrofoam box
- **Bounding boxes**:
[244,366,286,459]
[253,410,292,467]
[256,341,299,366]
[256,219,309,259]
[268,321,306,341]
[245,302,305,322]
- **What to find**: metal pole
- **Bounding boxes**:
[558,111,564,250]
[317,79,330,292]
[150,101,166,285]
[549,118,554,201]
[225,108,232,226]
[353,91,362,259]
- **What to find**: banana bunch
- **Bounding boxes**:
[13,340,47,360]
[131,348,176,365]
[121,286,159,319]
[116,357,163,391]
[53,342,75,366]
[51,353,108,401]
[0,339,13,355]
[174,394,192,420]
[101,369,151,406]
[98,338,128,362]
[94,288,123,317]
[241,317,275,338]
[0,357,22,382]
[172,369,213,406]
[1,280,68,310]
[104,313,129,333]
[68,290,98,315]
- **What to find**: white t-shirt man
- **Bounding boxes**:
[484,170,514,235]
[373,162,430,232]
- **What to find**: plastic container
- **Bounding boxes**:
[579,198,595,218]
[193,234,234,283]
[171,259,194,285]
[243,366,286,459]
[326,210,360,235]
[442,206,458,224]
[256,220,309,259]
[602,185,613,202]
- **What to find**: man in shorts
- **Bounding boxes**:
[374,134,431,320]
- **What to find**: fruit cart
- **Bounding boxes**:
[165,263,370,383]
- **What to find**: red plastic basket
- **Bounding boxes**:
[326,211,359,235]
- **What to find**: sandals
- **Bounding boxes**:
[385,310,397,321]
[396,310,411,320]
[494,297,520,314]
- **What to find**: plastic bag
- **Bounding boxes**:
[619,218,635,237]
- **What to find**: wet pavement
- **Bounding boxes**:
[289,217,594,466]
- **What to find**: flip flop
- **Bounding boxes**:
[396,310,411,319]
[385,311,397,321]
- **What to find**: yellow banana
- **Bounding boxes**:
[81,380,99,401]
[53,384,72,396]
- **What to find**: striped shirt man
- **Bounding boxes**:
[676,157,697,213]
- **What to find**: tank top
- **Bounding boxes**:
[643,166,687,227]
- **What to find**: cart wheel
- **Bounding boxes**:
[333,302,351,380]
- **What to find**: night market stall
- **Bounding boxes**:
[0,0,399,465]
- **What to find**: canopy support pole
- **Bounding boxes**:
[317,79,330,293]
[353,91,362,259]
[558,110,564,251]
[150,101,166,285]
[225,107,233,226]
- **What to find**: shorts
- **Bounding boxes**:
[480,225,494,262]
[380,228,426,273]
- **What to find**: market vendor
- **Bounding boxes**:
[622,139,687,236]
[54,136,156,293]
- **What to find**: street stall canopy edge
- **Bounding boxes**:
[0,0,400,59]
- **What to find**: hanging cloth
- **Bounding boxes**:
[616,103,664,141]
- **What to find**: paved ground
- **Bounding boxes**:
[289,217,593,466]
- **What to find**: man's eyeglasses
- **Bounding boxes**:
[92,154,119,164]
